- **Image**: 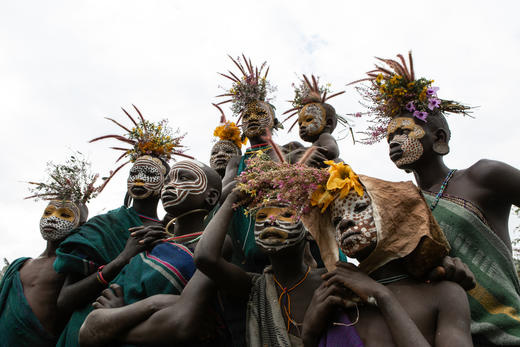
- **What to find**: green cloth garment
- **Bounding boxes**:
[0,258,56,347]
[423,193,520,346]
[54,206,143,347]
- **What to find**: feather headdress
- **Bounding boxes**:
[212,103,247,149]
[26,152,104,204]
[349,51,472,144]
[216,54,276,123]
[90,105,192,185]
[283,74,345,131]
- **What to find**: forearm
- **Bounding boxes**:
[58,256,128,311]
[376,290,430,347]
[79,295,174,347]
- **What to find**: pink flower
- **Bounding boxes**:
[405,101,416,112]
[413,111,428,122]
[428,98,441,110]
[426,87,439,96]
[354,112,362,118]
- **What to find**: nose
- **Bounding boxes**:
[338,219,354,233]
[389,141,400,149]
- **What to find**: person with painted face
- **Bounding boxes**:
[0,154,103,346]
[78,160,230,346]
[352,52,520,346]
[282,75,346,168]
[54,106,189,346]
[196,151,332,346]
[301,162,473,346]
[210,103,246,179]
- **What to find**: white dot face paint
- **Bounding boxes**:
[241,101,274,138]
[39,200,80,241]
[254,205,307,252]
[298,103,326,140]
[161,161,208,209]
[210,140,240,172]
[127,155,167,199]
[330,190,377,258]
[387,117,426,168]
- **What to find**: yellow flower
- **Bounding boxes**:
[310,185,336,213]
[389,75,402,85]
[324,161,364,199]
[393,87,406,96]
[376,74,384,84]
[407,82,415,88]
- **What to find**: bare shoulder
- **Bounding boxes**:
[466,159,517,184]
[430,280,468,307]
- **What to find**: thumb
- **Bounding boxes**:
[426,266,446,283]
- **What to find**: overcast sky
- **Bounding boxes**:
[1,0,519,262]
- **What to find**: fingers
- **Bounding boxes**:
[110,283,123,297]
[130,225,165,238]
[442,256,456,280]
[426,266,446,282]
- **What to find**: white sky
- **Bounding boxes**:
[1,0,519,262]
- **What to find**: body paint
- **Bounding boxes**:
[387,117,426,168]
[161,161,208,209]
[298,103,326,139]
[242,101,274,138]
[39,200,80,241]
[210,140,240,172]
[254,206,307,252]
[127,155,167,199]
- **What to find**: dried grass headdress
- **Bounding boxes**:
[90,105,192,185]
[212,103,247,149]
[216,54,277,124]
[350,51,472,144]
[26,152,104,204]
[283,74,345,131]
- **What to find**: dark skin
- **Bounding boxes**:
[387,112,520,250]
[302,261,472,347]
[57,167,166,313]
[79,163,224,346]
[195,192,326,338]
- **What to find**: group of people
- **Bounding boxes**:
[1,52,519,347]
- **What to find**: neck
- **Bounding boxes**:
[41,240,61,257]
[368,258,409,282]
[411,156,451,191]
[248,136,268,147]
[131,195,159,219]
[269,242,308,285]
[172,209,207,237]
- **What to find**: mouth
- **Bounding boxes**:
[41,226,58,233]
[389,147,403,162]
[161,190,178,202]
[214,159,228,166]
[258,227,289,244]
[339,229,362,247]
[131,186,148,195]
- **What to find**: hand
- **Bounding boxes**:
[92,284,125,309]
[322,262,388,303]
[118,225,166,263]
[302,282,354,345]
[305,147,329,168]
[427,256,476,290]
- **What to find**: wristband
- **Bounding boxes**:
[96,265,109,286]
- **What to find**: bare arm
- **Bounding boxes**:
[316,133,339,160]
[472,159,520,206]
[195,191,252,300]
[433,281,472,347]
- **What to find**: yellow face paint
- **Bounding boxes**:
[298,103,326,138]
[256,206,298,224]
[40,200,81,241]
[254,205,306,252]
[387,117,425,141]
[387,117,426,168]
[241,101,275,138]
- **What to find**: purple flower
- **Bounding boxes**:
[413,111,428,122]
[426,86,439,96]
[428,97,441,110]
[405,101,416,112]
[354,112,362,118]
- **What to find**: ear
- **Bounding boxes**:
[433,129,450,155]
[205,188,221,208]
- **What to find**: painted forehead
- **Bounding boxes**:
[300,103,325,119]
[212,140,240,153]
[48,200,79,213]
[330,190,370,215]
[134,155,167,174]
[168,160,208,184]
[387,117,425,139]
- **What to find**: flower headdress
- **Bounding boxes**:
[310,161,364,213]
[234,151,329,217]
[350,51,472,144]
[212,103,247,149]
[283,74,345,131]
[90,105,192,183]
[26,152,104,204]
[216,54,277,123]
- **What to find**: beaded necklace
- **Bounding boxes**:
[429,169,457,211]
[273,266,311,332]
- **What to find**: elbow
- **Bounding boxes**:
[78,312,101,347]
[194,251,217,276]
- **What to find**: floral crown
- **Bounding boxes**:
[216,54,277,123]
[212,103,247,149]
[310,161,364,213]
[350,51,472,144]
[234,152,329,217]
[283,74,345,131]
[90,105,192,184]
[26,152,105,205]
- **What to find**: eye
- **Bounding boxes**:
[44,210,52,216]
[403,129,411,135]
[306,117,313,122]
[354,202,368,213]
[61,212,72,218]
[281,210,293,218]
[257,212,267,219]
[332,216,342,227]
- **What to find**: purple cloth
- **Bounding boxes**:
[318,312,364,347]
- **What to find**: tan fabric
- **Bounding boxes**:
[357,175,450,277]
[302,208,338,271]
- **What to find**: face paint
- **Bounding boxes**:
[330,190,377,258]
[254,205,307,252]
[298,103,326,140]
[39,200,80,241]
[210,140,240,172]
[387,117,426,168]
[161,161,208,209]
[241,101,274,138]
[127,155,167,199]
